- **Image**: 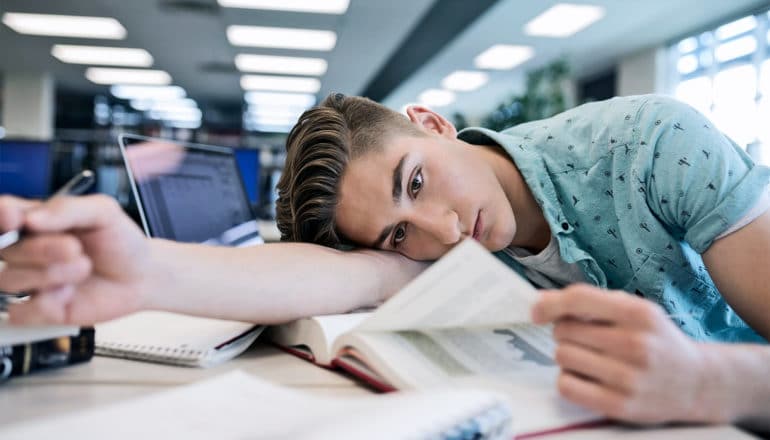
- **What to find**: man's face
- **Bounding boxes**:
[335,127,517,261]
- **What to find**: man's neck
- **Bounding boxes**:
[474,144,551,253]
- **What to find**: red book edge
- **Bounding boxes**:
[272,342,611,438]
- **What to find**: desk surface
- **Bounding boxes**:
[0,342,757,439]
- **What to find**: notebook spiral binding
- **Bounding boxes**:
[95,342,210,366]
[431,401,512,440]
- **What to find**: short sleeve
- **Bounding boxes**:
[634,96,770,254]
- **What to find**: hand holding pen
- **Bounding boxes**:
[0,170,96,251]
[0,170,151,325]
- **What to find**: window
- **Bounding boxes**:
[669,10,769,164]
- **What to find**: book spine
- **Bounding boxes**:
[0,327,95,380]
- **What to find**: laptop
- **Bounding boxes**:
[118,134,263,247]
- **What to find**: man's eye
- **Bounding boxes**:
[410,170,423,195]
[394,225,406,245]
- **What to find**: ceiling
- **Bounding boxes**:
[384,0,770,119]
[1,0,769,127]
[0,0,439,106]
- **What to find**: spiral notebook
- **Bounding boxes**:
[95,311,263,367]
[0,370,513,439]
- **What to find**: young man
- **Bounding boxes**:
[1,93,769,428]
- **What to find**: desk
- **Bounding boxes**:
[0,342,757,439]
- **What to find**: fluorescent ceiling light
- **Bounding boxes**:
[217,0,349,14]
[524,3,605,38]
[441,70,489,92]
[2,12,126,39]
[474,44,534,70]
[244,91,316,107]
[227,25,336,51]
[418,89,455,107]
[147,99,198,113]
[86,68,171,85]
[149,107,202,122]
[111,85,186,100]
[241,75,320,93]
[51,45,153,67]
[235,54,327,76]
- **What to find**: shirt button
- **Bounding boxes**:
[561,222,570,231]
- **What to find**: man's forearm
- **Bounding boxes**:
[699,343,770,431]
[138,239,427,324]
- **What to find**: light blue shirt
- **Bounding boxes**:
[458,95,769,343]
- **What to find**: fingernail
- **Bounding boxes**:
[0,260,6,273]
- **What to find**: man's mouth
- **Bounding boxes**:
[472,211,482,240]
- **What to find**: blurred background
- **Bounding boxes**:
[1,0,769,233]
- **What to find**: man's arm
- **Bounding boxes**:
[0,195,427,326]
[701,210,770,339]
[698,209,770,429]
[140,240,426,324]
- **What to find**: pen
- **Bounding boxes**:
[0,169,96,251]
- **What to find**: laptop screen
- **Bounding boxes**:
[119,134,259,245]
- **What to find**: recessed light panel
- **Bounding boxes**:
[474,45,534,70]
[441,70,489,92]
[111,85,186,100]
[2,13,126,39]
[524,4,605,38]
[86,68,171,85]
[227,25,336,51]
[52,45,153,67]
[244,91,316,108]
[418,89,455,107]
[218,0,349,14]
[240,75,321,93]
[235,54,327,76]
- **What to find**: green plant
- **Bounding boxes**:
[481,58,571,131]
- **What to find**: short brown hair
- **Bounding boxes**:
[276,93,423,248]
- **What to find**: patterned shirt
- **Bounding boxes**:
[458,95,770,343]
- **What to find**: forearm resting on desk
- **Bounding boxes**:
[140,239,427,324]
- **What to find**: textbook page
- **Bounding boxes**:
[357,239,539,332]
[266,312,371,364]
[336,323,556,389]
[335,325,599,434]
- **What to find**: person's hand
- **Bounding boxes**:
[0,195,150,325]
[532,283,724,425]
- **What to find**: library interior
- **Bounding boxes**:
[1,1,770,439]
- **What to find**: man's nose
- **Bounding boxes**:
[412,206,462,245]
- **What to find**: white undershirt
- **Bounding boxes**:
[505,185,770,289]
[503,236,586,289]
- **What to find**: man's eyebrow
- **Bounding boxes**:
[372,224,394,249]
[372,154,408,249]
[392,154,407,204]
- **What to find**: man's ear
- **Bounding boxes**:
[405,105,458,139]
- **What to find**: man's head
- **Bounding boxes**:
[276,93,517,260]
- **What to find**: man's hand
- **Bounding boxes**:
[0,195,150,325]
[531,284,725,425]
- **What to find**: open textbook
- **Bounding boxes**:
[267,239,603,436]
